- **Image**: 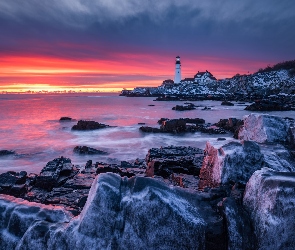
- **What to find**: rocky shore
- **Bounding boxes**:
[120,67,295,111]
[1,113,295,249]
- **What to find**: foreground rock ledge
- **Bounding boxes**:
[244,168,295,249]
[0,173,225,250]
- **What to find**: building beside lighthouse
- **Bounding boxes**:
[174,56,181,83]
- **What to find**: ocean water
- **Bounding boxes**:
[1,93,294,174]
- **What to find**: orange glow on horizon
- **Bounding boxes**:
[0,53,268,92]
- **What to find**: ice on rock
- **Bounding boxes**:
[1,173,218,250]
[238,113,289,143]
[0,194,72,250]
[244,168,295,249]
[199,140,295,189]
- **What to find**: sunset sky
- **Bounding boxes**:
[1,0,295,92]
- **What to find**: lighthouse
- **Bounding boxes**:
[174,56,181,83]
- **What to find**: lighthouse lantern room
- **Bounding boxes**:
[174,56,181,83]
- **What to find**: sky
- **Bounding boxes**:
[0,0,295,92]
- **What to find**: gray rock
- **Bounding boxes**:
[0,173,226,250]
[199,140,295,189]
[0,150,15,156]
[72,120,110,130]
[244,168,295,249]
[0,194,72,250]
[238,114,289,143]
[221,197,255,250]
[73,146,108,155]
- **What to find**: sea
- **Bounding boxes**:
[1,93,294,174]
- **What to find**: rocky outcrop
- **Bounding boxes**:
[245,100,291,111]
[243,168,295,249]
[59,116,73,121]
[145,146,204,179]
[141,118,226,134]
[172,104,196,111]
[73,146,108,155]
[199,140,295,189]
[0,173,227,250]
[34,157,78,191]
[0,194,72,250]
[215,118,244,139]
[238,113,289,143]
[220,197,255,250]
[0,150,15,156]
[72,120,110,130]
[199,141,265,189]
[0,171,27,197]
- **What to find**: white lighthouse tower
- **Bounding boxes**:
[174,56,181,83]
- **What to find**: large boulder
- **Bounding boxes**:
[199,140,264,189]
[238,113,289,143]
[243,168,295,249]
[0,174,226,249]
[0,194,72,250]
[215,118,244,139]
[145,146,204,178]
[35,157,77,191]
[220,197,255,250]
[160,119,186,132]
[0,171,27,197]
[199,140,295,189]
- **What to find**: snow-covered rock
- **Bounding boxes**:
[221,197,255,250]
[0,195,72,249]
[199,140,295,189]
[238,113,289,143]
[243,168,295,249]
[0,173,225,249]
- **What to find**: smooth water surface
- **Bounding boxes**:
[1,93,294,174]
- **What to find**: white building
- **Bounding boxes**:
[174,56,181,83]
[194,70,216,83]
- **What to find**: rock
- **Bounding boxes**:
[73,146,108,155]
[160,119,186,132]
[144,118,206,134]
[221,197,255,249]
[245,100,291,111]
[59,117,73,121]
[145,146,204,178]
[139,126,161,133]
[172,104,195,111]
[0,171,27,196]
[287,126,295,147]
[157,118,169,124]
[238,113,289,143]
[137,122,145,125]
[215,118,244,139]
[217,138,226,141]
[199,140,295,189]
[72,120,110,130]
[148,104,155,106]
[0,150,15,156]
[35,157,77,191]
[221,101,234,106]
[199,141,265,189]
[0,173,227,249]
[243,168,295,249]
[0,194,72,250]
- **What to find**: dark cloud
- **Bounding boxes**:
[0,0,295,68]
